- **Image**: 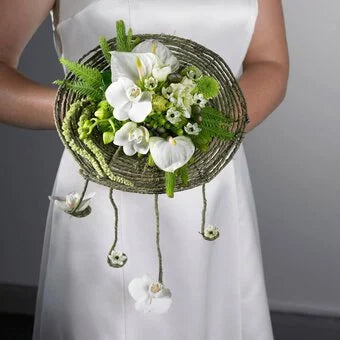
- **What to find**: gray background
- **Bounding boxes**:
[1,1,339,316]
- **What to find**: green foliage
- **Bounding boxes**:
[99,36,111,64]
[115,20,140,52]
[177,164,189,186]
[165,171,176,198]
[199,106,236,141]
[195,76,220,99]
[53,80,103,101]
[59,58,103,89]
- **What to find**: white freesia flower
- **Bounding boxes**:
[193,93,207,108]
[48,192,95,213]
[132,39,179,73]
[166,107,182,124]
[128,274,172,314]
[105,77,152,122]
[114,122,150,156]
[203,225,220,240]
[108,249,127,267]
[149,136,195,172]
[184,122,201,135]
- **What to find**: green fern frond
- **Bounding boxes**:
[53,80,103,101]
[59,58,102,89]
[116,20,129,51]
[199,124,236,140]
[99,36,111,64]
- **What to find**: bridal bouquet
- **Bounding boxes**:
[52,20,248,314]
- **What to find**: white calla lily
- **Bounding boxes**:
[110,51,159,83]
[132,39,179,72]
[114,122,150,156]
[105,77,152,122]
[149,136,195,172]
[48,192,96,213]
[128,274,172,314]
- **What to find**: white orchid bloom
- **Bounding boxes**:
[128,274,172,314]
[114,122,150,156]
[184,122,201,135]
[149,136,195,172]
[48,192,95,213]
[105,77,152,122]
[132,39,179,74]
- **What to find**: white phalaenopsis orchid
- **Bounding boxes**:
[48,192,95,213]
[114,122,150,156]
[149,136,195,172]
[132,39,179,77]
[128,274,172,314]
[105,77,152,122]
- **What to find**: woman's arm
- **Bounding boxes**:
[239,0,289,133]
[0,0,56,129]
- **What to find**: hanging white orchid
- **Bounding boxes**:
[128,274,172,314]
[149,136,195,172]
[48,192,95,213]
[114,122,150,156]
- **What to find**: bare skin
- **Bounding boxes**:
[0,0,289,132]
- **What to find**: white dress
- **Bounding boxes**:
[33,0,274,339]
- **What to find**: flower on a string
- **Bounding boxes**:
[203,224,220,241]
[128,274,172,314]
[48,192,95,214]
[107,249,128,268]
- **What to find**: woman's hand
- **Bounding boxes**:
[239,0,289,134]
[0,0,56,129]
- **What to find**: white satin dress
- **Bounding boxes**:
[33,0,274,339]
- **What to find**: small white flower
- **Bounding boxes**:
[187,68,202,81]
[184,122,201,135]
[203,225,220,240]
[114,122,150,156]
[193,93,207,108]
[107,249,127,267]
[128,274,172,314]
[144,76,158,91]
[166,107,182,124]
[48,192,95,213]
[105,77,152,123]
[162,86,173,99]
[149,136,195,172]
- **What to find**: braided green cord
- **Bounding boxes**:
[108,187,119,253]
[62,101,105,178]
[70,178,89,214]
[201,184,207,235]
[154,194,163,284]
[84,139,134,187]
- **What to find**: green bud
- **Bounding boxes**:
[103,131,115,144]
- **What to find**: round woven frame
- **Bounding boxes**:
[54,34,249,194]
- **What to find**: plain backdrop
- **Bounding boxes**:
[1,0,339,316]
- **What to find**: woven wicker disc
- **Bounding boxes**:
[54,34,249,194]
